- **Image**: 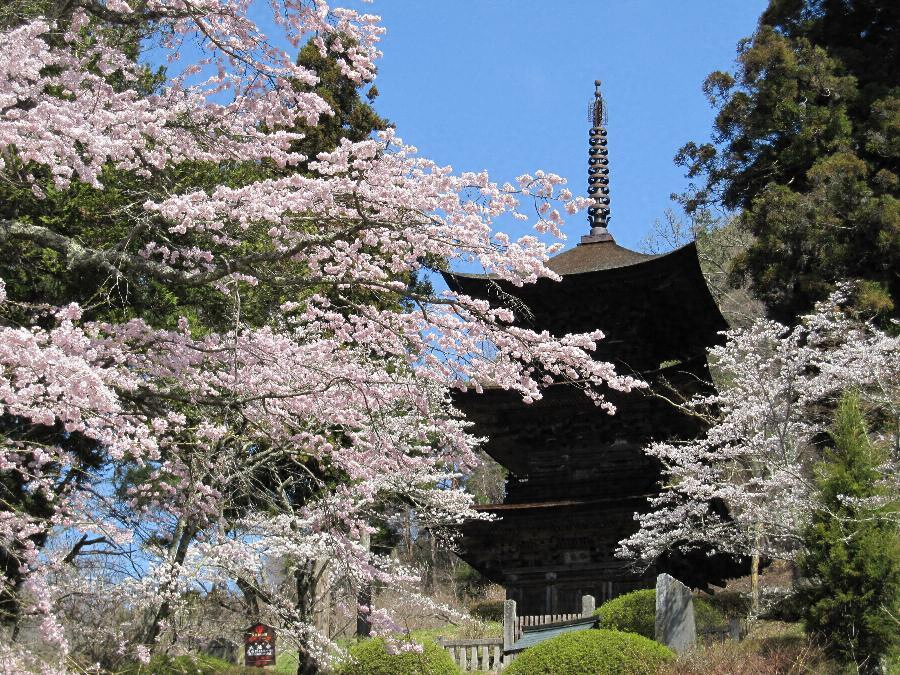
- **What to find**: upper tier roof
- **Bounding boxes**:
[547,238,656,275]
[442,74,726,369]
[442,240,727,371]
[449,235,666,280]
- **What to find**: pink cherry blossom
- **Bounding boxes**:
[618,288,899,572]
[0,2,635,670]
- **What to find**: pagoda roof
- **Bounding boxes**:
[547,237,660,276]
[547,238,657,275]
[442,240,727,370]
[449,236,659,281]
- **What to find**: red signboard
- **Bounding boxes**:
[244,623,276,667]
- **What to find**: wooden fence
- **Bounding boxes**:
[435,637,503,672]
[514,611,585,641]
[438,595,596,672]
[437,579,746,671]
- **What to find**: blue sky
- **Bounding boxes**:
[152,1,768,254]
[361,1,767,253]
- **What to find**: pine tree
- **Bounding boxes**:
[678,0,900,323]
[799,392,899,671]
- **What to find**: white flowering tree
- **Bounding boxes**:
[0,2,642,671]
[617,291,899,611]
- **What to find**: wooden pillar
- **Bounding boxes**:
[544,571,557,615]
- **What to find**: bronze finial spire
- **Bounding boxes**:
[582,80,614,244]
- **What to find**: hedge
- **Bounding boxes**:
[594,588,725,639]
[470,599,505,623]
[337,637,459,675]
[504,629,675,675]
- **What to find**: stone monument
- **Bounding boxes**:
[655,573,696,654]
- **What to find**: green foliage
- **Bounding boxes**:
[453,561,491,600]
[593,589,724,640]
[701,591,750,620]
[504,629,675,675]
[290,36,389,172]
[678,0,900,323]
[799,392,900,671]
[469,599,505,623]
[117,653,260,674]
[336,637,459,675]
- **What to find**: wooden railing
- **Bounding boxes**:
[437,581,744,670]
[515,612,583,641]
[436,637,503,672]
[438,594,597,671]
[502,595,595,668]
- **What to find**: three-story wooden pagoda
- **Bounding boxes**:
[443,82,741,615]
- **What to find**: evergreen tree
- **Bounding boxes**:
[799,392,899,671]
[290,36,389,171]
[678,0,899,323]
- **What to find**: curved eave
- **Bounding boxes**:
[473,495,653,512]
[444,241,697,285]
[441,242,727,368]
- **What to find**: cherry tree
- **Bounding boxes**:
[0,2,639,671]
[617,289,899,611]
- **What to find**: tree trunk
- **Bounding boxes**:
[146,522,195,648]
[295,563,320,675]
[356,531,371,638]
[423,528,435,595]
[750,521,762,615]
[750,551,760,615]
[403,509,412,561]
[236,577,260,621]
[313,559,331,638]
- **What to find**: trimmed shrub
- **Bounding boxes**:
[337,637,459,675]
[504,629,674,675]
[594,589,725,639]
[470,599,504,623]
[594,590,656,639]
